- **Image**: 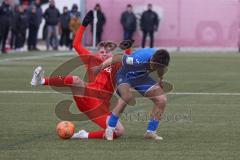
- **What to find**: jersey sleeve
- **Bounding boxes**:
[122,55,135,66]
[73,25,91,65]
[123,48,132,55]
[122,52,143,67]
[122,48,156,67]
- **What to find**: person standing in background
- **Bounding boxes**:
[91,4,106,45]
[70,4,80,18]
[69,4,81,50]
[43,0,60,51]
[0,0,13,54]
[27,0,42,51]
[15,5,29,52]
[59,6,70,49]
[120,4,137,41]
[28,6,39,51]
[10,4,18,50]
[140,4,159,48]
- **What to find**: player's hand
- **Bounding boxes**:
[119,40,135,50]
[90,65,102,75]
[82,10,93,27]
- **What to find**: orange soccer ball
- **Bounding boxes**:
[56,121,75,139]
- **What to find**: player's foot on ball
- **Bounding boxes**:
[31,66,44,86]
[144,132,163,140]
[105,127,114,140]
[71,130,88,139]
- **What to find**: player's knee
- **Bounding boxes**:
[122,94,133,104]
[154,95,167,108]
[72,76,84,86]
[118,127,125,137]
[115,125,125,137]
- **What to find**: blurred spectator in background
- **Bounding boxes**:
[27,0,42,51]
[59,6,70,49]
[15,5,29,52]
[70,4,80,18]
[69,4,81,50]
[28,6,39,51]
[69,14,81,49]
[43,0,60,51]
[120,4,137,41]
[140,4,159,48]
[10,4,18,50]
[91,3,106,45]
[0,0,13,53]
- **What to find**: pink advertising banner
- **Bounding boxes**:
[86,0,240,47]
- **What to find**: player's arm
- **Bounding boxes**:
[101,54,123,69]
[92,54,124,74]
[119,40,134,55]
[73,11,93,62]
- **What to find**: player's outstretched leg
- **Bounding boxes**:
[72,115,125,139]
[31,66,44,86]
[72,126,124,139]
[72,130,106,139]
[31,66,84,88]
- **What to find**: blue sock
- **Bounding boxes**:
[108,112,119,128]
[147,119,160,132]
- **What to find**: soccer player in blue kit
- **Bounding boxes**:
[94,48,170,140]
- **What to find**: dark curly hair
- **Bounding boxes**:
[151,49,170,67]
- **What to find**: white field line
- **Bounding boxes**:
[0,52,74,63]
[0,90,240,96]
[169,92,240,96]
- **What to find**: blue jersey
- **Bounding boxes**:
[120,48,157,79]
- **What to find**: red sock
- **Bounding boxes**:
[88,130,118,139]
[88,130,105,139]
[43,76,73,87]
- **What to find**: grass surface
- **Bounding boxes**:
[0,51,240,160]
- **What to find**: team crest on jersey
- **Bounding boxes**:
[126,57,134,65]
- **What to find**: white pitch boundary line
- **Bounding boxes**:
[0,90,240,96]
[169,92,240,96]
[0,52,75,63]
[0,91,58,94]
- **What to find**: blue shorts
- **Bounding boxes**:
[116,71,157,95]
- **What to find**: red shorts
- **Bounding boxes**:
[73,96,111,129]
[72,82,113,129]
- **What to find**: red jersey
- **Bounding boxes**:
[73,26,121,102]
[86,62,121,102]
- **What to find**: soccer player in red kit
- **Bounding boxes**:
[30,11,133,139]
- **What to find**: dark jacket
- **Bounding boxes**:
[43,6,60,26]
[29,12,39,28]
[91,10,106,33]
[140,9,159,32]
[0,2,13,27]
[35,4,43,26]
[70,10,81,19]
[60,12,71,30]
[11,6,18,33]
[121,11,137,32]
[15,11,29,34]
